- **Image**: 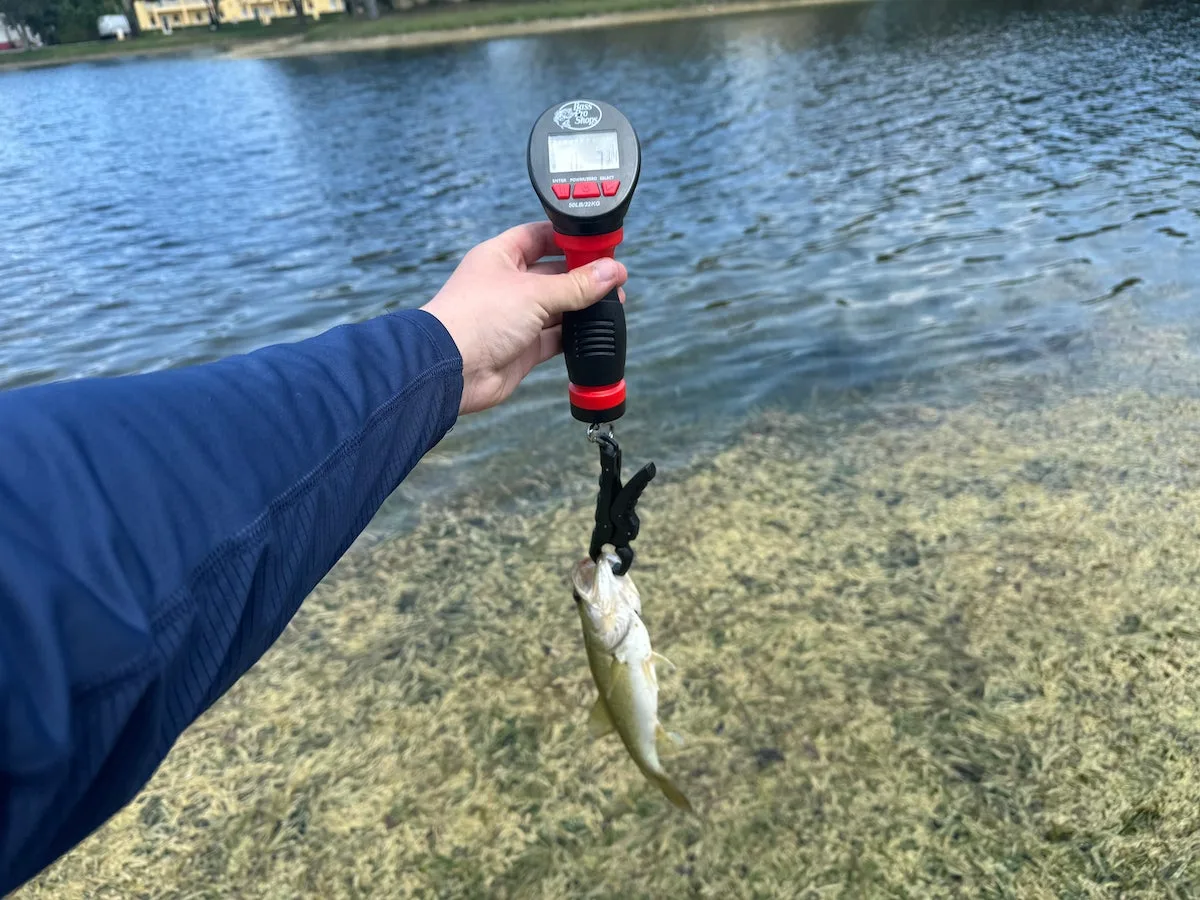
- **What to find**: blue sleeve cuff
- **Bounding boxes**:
[394,307,464,435]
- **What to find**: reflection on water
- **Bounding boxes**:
[6,0,1200,896]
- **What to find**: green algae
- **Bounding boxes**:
[15,321,1200,899]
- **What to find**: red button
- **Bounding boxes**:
[601,180,620,197]
[552,183,570,200]
[572,181,600,199]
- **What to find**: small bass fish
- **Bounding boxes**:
[571,543,692,812]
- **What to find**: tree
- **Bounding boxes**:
[121,0,140,34]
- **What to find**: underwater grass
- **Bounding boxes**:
[15,327,1200,898]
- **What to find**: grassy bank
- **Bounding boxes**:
[0,0,845,70]
[302,0,779,42]
[14,319,1200,898]
[0,19,315,70]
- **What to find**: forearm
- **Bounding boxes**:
[0,308,462,894]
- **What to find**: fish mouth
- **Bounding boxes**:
[570,554,597,599]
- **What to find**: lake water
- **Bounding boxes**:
[1,0,1196,535]
[6,1,1200,897]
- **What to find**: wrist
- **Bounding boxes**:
[416,301,478,413]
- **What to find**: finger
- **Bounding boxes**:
[528,260,567,277]
[536,324,564,366]
[494,221,562,269]
[533,258,628,316]
[618,285,626,304]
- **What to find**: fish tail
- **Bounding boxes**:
[648,771,694,814]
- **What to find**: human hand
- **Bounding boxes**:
[421,221,628,415]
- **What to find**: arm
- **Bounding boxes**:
[0,308,462,892]
[0,221,626,895]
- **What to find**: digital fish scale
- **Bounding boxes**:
[527,99,641,425]
[528,99,655,579]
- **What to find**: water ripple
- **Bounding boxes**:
[0,0,1197,520]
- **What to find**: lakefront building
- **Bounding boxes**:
[133,0,343,30]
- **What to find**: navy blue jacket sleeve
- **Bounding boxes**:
[0,308,463,895]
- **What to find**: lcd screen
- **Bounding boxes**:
[547,131,620,174]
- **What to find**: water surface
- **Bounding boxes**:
[1,0,1196,533]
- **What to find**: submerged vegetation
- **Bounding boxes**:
[16,319,1200,898]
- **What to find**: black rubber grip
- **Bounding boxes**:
[562,287,625,389]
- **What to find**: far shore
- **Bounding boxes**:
[227,0,865,60]
[0,0,868,72]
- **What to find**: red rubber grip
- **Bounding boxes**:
[554,228,627,421]
[554,228,623,271]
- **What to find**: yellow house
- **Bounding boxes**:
[133,0,343,31]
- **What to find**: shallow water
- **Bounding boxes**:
[1,0,1197,534]
[7,0,1200,897]
[20,314,1200,899]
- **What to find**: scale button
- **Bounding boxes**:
[601,179,621,197]
[552,183,571,200]
[572,181,601,199]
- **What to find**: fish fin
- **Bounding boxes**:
[651,651,676,673]
[649,772,694,814]
[588,698,616,739]
[641,657,658,689]
[605,658,621,701]
[656,722,685,752]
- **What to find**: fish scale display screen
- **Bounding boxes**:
[547,131,621,174]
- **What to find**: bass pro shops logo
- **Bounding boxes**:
[553,100,603,131]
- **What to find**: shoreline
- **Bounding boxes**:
[0,41,229,72]
[0,0,862,72]
[228,0,862,60]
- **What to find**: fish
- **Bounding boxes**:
[571,543,692,813]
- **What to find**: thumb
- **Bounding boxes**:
[537,258,626,315]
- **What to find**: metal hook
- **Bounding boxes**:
[586,422,615,444]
